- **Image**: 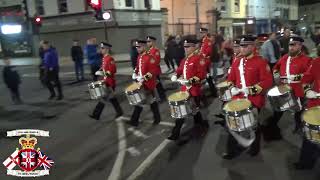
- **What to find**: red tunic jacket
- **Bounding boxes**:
[228,55,273,108]
[135,52,158,91]
[273,53,311,98]
[147,46,161,75]
[102,55,116,89]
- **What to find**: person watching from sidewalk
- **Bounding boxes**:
[39,40,46,86]
[71,39,85,82]
[43,41,63,100]
[85,38,102,81]
[2,57,22,104]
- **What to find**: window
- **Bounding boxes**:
[220,6,226,11]
[144,0,151,9]
[234,0,240,12]
[125,0,133,7]
[35,0,45,15]
[57,0,68,13]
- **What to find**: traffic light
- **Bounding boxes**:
[215,9,221,21]
[87,0,102,10]
[87,0,112,21]
[34,16,42,26]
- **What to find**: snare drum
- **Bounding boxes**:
[125,82,146,105]
[302,106,320,144]
[223,99,257,132]
[168,91,192,119]
[267,84,298,112]
[88,80,109,100]
[216,81,232,102]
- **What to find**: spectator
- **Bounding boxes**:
[279,29,291,56]
[163,35,176,72]
[71,40,84,81]
[85,38,102,81]
[310,29,320,47]
[261,32,281,69]
[210,35,221,80]
[130,39,139,70]
[2,57,22,104]
[43,41,63,100]
[221,39,233,69]
[172,35,185,68]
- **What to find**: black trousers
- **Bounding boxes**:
[9,86,21,103]
[164,54,175,70]
[46,68,63,97]
[90,64,100,81]
[225,109,261,156]
[297,138,319,168]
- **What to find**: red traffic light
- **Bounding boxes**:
[88,0,102,10]
[34,16,42,26]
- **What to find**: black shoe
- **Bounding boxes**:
[89,114,99,120]
[128,106,143,127]
[293,162,313,170]
[56,95,64,100]
[222,153,236,160]
[48,94,56,100]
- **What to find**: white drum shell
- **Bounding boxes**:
[225,111,257,132]
[88,82,108,100]
[267,86,298,112]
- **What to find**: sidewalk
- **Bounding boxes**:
[0,50,165,66]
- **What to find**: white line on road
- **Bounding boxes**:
[128,127,149,139]
[107,117,127,180]
[121,116,175,127]
[127,139,171,180]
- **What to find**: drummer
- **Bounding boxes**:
[146,36,166,102]
[89,42,123,120]
[269,35,311,139]
[223,35,273,159]
[127,40,161,127]
[168,38,209,141]
[294,47,320,170]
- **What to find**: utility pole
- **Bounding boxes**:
[195,0,200,37]
[172,0,175,34]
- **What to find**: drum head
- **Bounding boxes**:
[126,82,141,92]
[216,81,231,88]
[88,80,104,88]
[224,99,252,112]
[268,84,291,97]
[303,106,320,126]
[168,91,189,102]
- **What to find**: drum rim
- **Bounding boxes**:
[302,106,320,126]
[168,91,190,102]
[223,99,253,116]
[267,84,292,97]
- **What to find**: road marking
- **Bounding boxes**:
[128,127,149,139]
[121,116,175,127]
[127,147,141,157]
[107,117,127,180]
[127,139,171,180]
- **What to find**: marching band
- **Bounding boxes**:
[87,30,320,170]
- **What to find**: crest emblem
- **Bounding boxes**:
[3,129,54,177]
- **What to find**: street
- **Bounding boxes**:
[0,63,320,180]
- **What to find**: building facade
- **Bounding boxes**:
[0,0,163,57]
[299,2,320,32]
[160,0,299,38]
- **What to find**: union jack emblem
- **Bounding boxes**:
[37,151,54,170]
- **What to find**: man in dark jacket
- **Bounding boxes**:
[71,40,84,81]
[279,29,291,56]
[43,41,63,100]
[2,57,22,104]
[310,29,320,47]
[39,40,46,86]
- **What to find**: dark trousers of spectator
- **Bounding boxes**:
[9,86,22,104]
[174,58,181,68]
[46,69,63,98]
[74,60,84,81]
[131,59,137,70]
[39,64,46,86]
[156,76,166,101]
[164,55,175,70]
[90,64,100,81]
[269,63,276,70]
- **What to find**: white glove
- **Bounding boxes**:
[306,90,318,99]
[132,73,137,80]
[171,75,178,82]
[231,87,240,96]
[137,76,144,82]
[206,73,211,78]
[241,88,249,95]
[95,71,104,76]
